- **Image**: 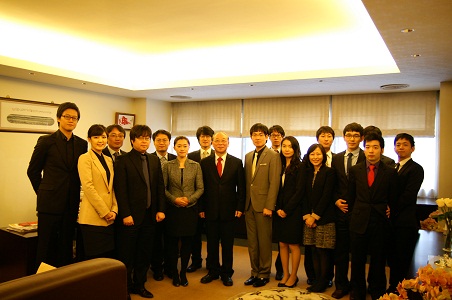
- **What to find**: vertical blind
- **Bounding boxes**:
[171,99,242,137]
[332,91,437,137]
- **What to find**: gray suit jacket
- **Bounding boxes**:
[245,147,282,212]
[163,158,204,208]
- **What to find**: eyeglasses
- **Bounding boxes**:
[270,133,282,138]
[345,134,361,139]
[61,115,78,121]
[136,136,151,141]
[110,134,124,139]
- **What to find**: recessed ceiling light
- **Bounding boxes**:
[401,28,415,33]
[82,82,87,85]
[170,95,192,99]
[380,84,409,90]
[411,54,421,58]
[29,72,34,75]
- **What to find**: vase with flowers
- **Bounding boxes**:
[436,198,452,252]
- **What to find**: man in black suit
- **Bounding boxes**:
[150,129,177,281]
[114,125,166,299]
[387,133,424,293]
[27,102,88,269]
[363,125,396,168]
[330,122,365,299]
[102,124,127,161]
[187,125,215,272]
[348,132,398,300]
[198,132,245,287]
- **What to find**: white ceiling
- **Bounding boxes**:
[0,0,451,101]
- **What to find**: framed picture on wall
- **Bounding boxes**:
[115,112,135,130]
[0,97,59,133]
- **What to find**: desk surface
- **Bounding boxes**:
[409,229,445,277]
[0,227,37,238]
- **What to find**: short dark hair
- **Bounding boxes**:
[343,122,364,136]
[363,125,382,137]
[129,125,152,145]
[306,143,327,169]
[281,136,301,173]
[394,133,415,147]
[57,102,80,121]
[316,126,335,140]
[195,126,214,141]
[87,124,107,138]
[152,129,171,141]
[106,124,126,138]
[249,123,269,136]
[269,125,285,137]
[363,132,385,149]
[174,136,190,146]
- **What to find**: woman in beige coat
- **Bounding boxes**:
[78,124,118,259]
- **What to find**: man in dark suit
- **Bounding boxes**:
[27,102,88,269]
[330,122,365,299]
[187,125,215,272]
[114,125,166,299]
[102,124,127,161]
[363,125,396,168]
[348,132,398,300]
[198,132,245,286]
[150,129,177,281]
[243,123,282,288]
[387,133,424,293]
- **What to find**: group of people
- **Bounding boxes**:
[27,102,424,300]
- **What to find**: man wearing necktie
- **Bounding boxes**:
[102,124,127,161]
[187,126,215,273]
[347,132,398,300]
[387,133,424,293]
[198,132,245,286]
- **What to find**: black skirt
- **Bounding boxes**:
[165,204,198,237]
[79,224,115,256]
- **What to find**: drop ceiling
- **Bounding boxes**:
[0,0,451,101]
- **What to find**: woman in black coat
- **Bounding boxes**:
[275,136,305,288]
[303,143,336,293]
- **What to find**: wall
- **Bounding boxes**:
[438,81,452,197]
[0,76,171,225]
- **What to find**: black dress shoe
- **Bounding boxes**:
[328,280,333,287]
[172,276,180,287]
[307,282,326,292]
[244,276,257,285]
[252,277,269,287]
[131,287,154,298]
[275,271,284,281]
[307,278,315,285]
[186,263,202,273]
[180,273,188,287]
[332,289,349,299]
[222,276,233,286]
[127,293,131,300]
[200,273,219,284]
[153,272,164,281]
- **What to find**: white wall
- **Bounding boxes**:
[0,76,171,225]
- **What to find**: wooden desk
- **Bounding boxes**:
[408,229,444,278]
[0,228,38,283]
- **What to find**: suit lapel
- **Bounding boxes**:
[130,152,146,183]
[90,151,109,188]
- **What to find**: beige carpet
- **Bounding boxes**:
[228,288,334,300]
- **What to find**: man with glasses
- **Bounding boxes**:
[150,129,176,281]
[102,124,127,161]
[330,122,365,299]
[115,125,166,299]
[244,123,282,287]
[27,102,88,269]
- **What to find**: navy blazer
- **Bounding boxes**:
[114,148,166,225]
[27,130,88,215]
[348,160,398,234]
[199,153,245,221]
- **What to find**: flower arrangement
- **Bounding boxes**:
[379,264,452,300]
[436,198,452,251]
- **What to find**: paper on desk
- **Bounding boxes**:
[36,262,56,274]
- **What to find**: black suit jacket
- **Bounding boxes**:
[199,154,245,221]
[348,161,398,234]
[303,165,337,225]
[114,149,165,225]
[392,158,424,228]
[188,149,215,163]
[151,151,177,161]
[27,130,88,215]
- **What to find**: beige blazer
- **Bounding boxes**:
[78,150,118,226]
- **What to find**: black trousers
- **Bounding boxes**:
[190,216,205,266]
[206,219,235,277]
[116,211,155,290]
[36,212,77,269]
[167,235,193,274]
[150,221,168,274]
[334,218,351,291]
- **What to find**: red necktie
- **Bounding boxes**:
[217,157,223,177]
[368,164,375,187]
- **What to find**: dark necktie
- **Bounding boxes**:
[217,157,223,177]
[274,149,279,153]
[395,163,400,172]
[160,156,167,166]
[346,153,353,175]
[368,164,375,187]
[113,152,119,162]
[141,155,151,208]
